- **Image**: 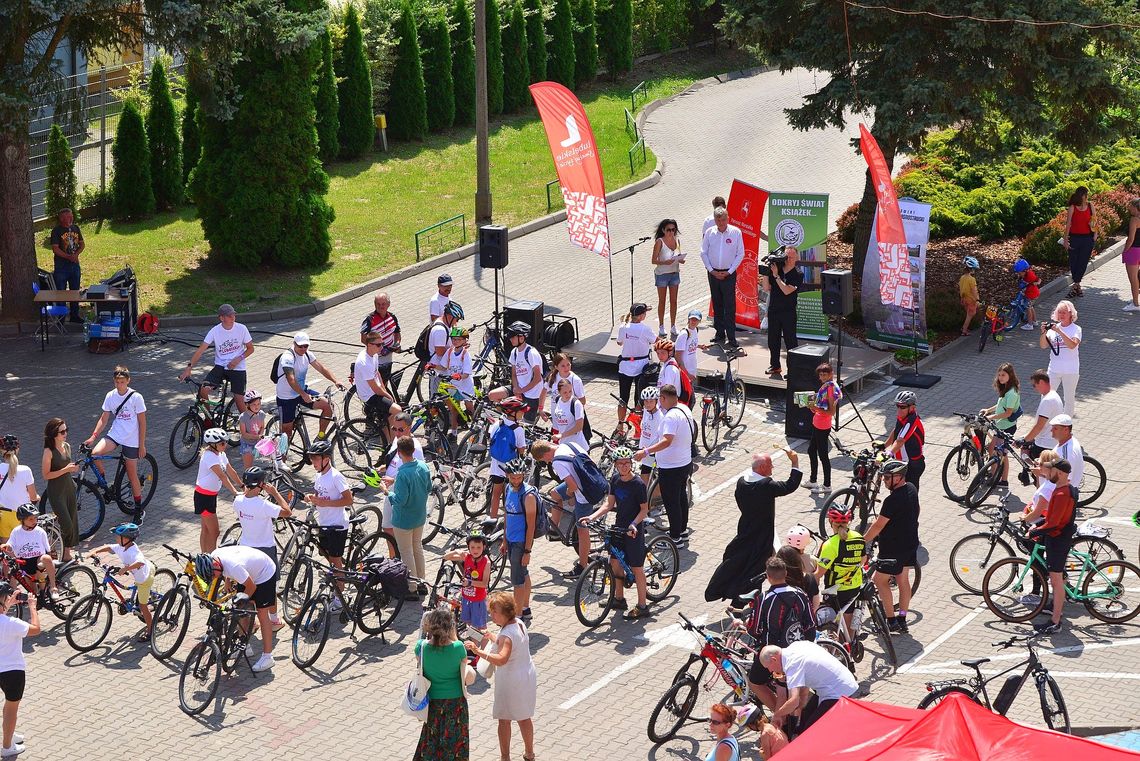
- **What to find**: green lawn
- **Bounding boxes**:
[45,47,758,316]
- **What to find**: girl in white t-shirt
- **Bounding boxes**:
[194,429,240,553]
[674,310,708,382]
[550,378,589,450]
[0,437,37,542]
[443,328,476,435]
[1040,300,1082,416]
[0,578,39,756]
[543,353,586,417]
[616,304,656,428]
[2,507,57,599]
[638,388,664,485]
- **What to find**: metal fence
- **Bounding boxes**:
[415,214,467,261]
[28,58,185,222]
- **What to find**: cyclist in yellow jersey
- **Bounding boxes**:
[814,503,865,643]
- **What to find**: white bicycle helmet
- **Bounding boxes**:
[640,386,660,401]
[243,389,262,403]
[203,427,228,445]
[894,390,917,407]
[785,525,811,551]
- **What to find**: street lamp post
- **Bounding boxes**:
[474,0,492,225]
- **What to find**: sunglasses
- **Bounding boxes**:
[113,372,130,379]
[895,403,910,408]
[665,227,677,232]
[368,341,384,346]
[708,718,729,726]
[58,427,68,434]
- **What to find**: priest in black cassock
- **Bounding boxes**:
[705,447,802,602]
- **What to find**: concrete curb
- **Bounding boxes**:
[901,238,1126,374]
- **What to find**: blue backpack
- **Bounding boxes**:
[553,444,608,505]
[506,483,549,537]
[489,421,520,463]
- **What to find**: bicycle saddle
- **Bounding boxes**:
[350,484,366,495]
[348,514,367,526]
[960,657,990,668]
[480,517,503,534]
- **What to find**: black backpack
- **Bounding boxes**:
[414,321,445,363]
[269,349,295,383]
[359,556,411,597]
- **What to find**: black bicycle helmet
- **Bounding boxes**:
[242,467,267,488]
[15,503,38,521]
[506,321,531,338]
[444,301,465,320]
[0,435,17,452]
[307,440,333,457]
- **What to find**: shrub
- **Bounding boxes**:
[573,0,598,87]
[76,184,111,221]
[420,9,456,131]
[337,4,376,158]
[386,2,429,140]
[502,0,530,112]
[45,124,77,219]
[1020,184,1138,265]
[361,0,399,112]
[633,0,689,56]
[111,101,155,220]
[925,287,971,332]
[181,87,201,187]
[835,201,858,244]
[315,30,341,163]
[596,0,633,76]
[524,0,547,83]
[546,0,576,88]
[146,59,183,209]
[487,0,505,115]
[451,0,477,126]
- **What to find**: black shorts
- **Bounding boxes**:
[1027,443,1047,460]
[875,549,916,576]
[521,396,540,423]
[1034,532,1074,573]
[640,464,653,475]
[103,436,139,460]
[618,373,637,407]
[611,533,646,568]
[15,557,39,575]
[204,365,247,395]
[193,491,218,516]
[318,527,348,559]
[252,546,279,587]
[488,474,506,485]
[252,578,276,609]
[0,670,25,702]
[364,394,393,425]
[276,393,316,425]
[823,587,861,614]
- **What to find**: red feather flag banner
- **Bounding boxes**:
[529,81,611,257]
[860,123,912,308]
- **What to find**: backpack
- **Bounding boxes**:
[573,398,592,441]
[359,556,411,597]
[666,359,693,405]
[553,443,609,505]
[269,349,294,384]
[505,483,549,537]
[414,320,445,363]
[516,345,547,386]
[489,421,520,463]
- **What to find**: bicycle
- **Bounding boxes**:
[817,438,888,536]
[0,553,98,621]
[817,556,902,667]
[698,350,747,452]
[178,596,260,715]
[168,378,239,469]
[291,557,405,669]
[265,385,372,474]
[981,530,1140,624]
[219,437,304,551]
[572,519,680,627]
[151,543,225,660]
[69,443,159,539]
[941,413,990,502]
[978,291,1030,353]
[918,632,1069,733]
[64,555,176,651]
[949,506,1122,595]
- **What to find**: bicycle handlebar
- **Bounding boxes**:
[162,544,194,562]
[993,632,1042,649]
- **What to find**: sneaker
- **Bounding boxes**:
[624,604,651,620]
[1034,620,1061,635]
[8,737,21,746]
[669,326,678,339]
[520,607,533,622]
[886,617,900,634]
[136,628,151,643]
[1019,322,1036,331]
[658,325,667,338]
[680,527,694,538]
[562,562,585,580]
[251,652,275,672]
[1018,593,1042,607]
[1,745,24,758]
[673,536,689,548]
[895,617,909,635]
[1125,303,1140,312]
[818,485,832,496]
[269,614,286,632]
[804,480,819,491]
[611,598,628,611]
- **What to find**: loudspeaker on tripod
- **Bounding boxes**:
[479,225,509,269]
[821,269,853,317]
[785,344,831,439]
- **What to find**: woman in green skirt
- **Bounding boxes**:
[413,607,470,761]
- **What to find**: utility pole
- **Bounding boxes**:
[474,0,492,225]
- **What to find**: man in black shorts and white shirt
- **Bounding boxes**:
[196,545,278,672]
[180,304,256,414]
[1049,414,1084,498]
[1018,370,1064,482]
[862,459,920,635]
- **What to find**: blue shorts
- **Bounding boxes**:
[655,272,681,288]
[506,540,530,586]
[104,436,138,460]
[554,482,594,519]
[239,441,257,457]
[461,598,488,629]
[276,390,317,424]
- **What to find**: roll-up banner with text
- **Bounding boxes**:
[862,198,932,351]
[766,191,830,340]
[725,180,769,329]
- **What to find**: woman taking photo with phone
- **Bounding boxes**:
[0,580,37,757]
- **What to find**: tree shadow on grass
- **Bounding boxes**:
[160,251,327,317]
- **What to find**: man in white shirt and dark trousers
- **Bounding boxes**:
[700,207,746,348]
[759,639,858,737]
[634,384,693,545]
[1018,370,1065,481]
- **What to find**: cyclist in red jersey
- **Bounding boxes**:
[884,390,925,490]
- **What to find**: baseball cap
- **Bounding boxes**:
[688,309,703,320]
[1052,459,1072,474]
[1048,414,1073,427]
[217,304,236,316]
[630,303,648,316]
[293,332,311,346]
[438,274,453,286]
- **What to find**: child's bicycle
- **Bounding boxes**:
[178,596,260,715]
[64,555,176,652]
[0,553,98,621]
[978,291,1030,353]
[150,544,232,660]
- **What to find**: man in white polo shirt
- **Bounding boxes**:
[700,207,746,348]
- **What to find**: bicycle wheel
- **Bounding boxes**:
[75,479,106,540]
[150,586,192,660]
[978,325,989,353]
[281,555,314,624]
[1083,559,1140,624]
[53,564,99,619]
[1077,455,1107,508]
[151,568,177,604]
[963,456,1002,509]
[422,486,446,544]
[222,603,255,673]
[179,639,221,716]
[574,560,615,628]
[1039,675,1071,733]
[460,462,493,518]
[645,535,680,602]
[942,443,983,503]
[113,453,157,512]
[1068,536,1124,575]
[64,594,113,652]
[725,379,747,429]
[430,563,463,607]
[817,636,856,675]
[949,533,1015,594]
[865,593,897,666]
[355,580,404,634]
[917,685,980,709]
[818,488,865,537]
[351,504,383,539]
[334,429,372,473]
[276,532,306,596]
[343,387,368,436]
[485,540,508,592]
[647,675,700,744]
[168,414,203,470]
[220,522,242,547]
[270,473,303,510]
[265,415,310,473]
[42,518,63,561]
[345,525,382,568]
[982,557,1048,622]
[700,400,721,452]
[292,595,332,669]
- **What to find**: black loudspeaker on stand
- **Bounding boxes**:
[479,225,509,269]
[821,269,853,317]
[785,344,831,439]
[505,300,544,349]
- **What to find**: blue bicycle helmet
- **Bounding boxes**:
[444,301,465,320]
[1012,258,1030,273]
[111,522,140,540]
[193,553,221,585]
[963,256,979,270]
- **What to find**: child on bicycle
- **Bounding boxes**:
[1013,257,1040,330]
[238,390,267,470]
[89,522,154,640]
[959,257,980,336]
[442,326,476,436]
[487,398,528,519]
[1,505,59,601]
[441,529,491,656]
[814,504,864,646]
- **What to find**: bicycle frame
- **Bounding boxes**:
[928,649,1043,711]
[93,564,146,612]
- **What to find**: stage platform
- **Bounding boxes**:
[562,325,894,390]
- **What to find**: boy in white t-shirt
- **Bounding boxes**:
[84,366,147,522]
[674,310,708,382]
[90,522,154,639]
[2,505,58,599]
[234,468,292,629]
[304,441,354,607]
[442,327,476,435]
[638,387,664,486]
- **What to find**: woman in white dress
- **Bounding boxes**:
[465,591,537,761]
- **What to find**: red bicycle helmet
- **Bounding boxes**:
[826,503,855,524]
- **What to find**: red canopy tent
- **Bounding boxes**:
[775,693,1140,760]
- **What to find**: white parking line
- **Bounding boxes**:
[897,604,988,674]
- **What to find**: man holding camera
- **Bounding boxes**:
[700,206,746,348]
[761,246,804,375]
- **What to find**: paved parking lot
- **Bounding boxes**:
[4,68,1140,760]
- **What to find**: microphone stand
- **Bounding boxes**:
[623,236,654,307]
